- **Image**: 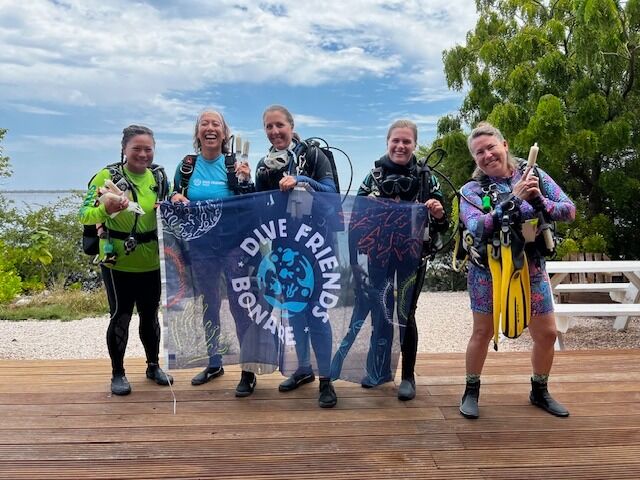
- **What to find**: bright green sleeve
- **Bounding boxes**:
[78,169,110,225]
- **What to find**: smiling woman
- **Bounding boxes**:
[349,119,448,402]
[78,124,173,396]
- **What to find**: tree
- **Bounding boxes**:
[0,128,11,179]
[439,0,640,258]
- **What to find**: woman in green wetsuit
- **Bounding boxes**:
[79,125,173,396]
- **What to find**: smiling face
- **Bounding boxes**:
[264,110,294,151]
[123,134,154,174]
[196,112,226,158]
[386,127,416,165]
[469,134,510,177]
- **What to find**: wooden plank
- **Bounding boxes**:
[1,351,640,479]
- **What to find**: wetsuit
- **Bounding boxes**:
[255,142,337,377]
[79,165,167,377]
[351,154,448,384]
[460,163,575,315]
[171,153,254,368]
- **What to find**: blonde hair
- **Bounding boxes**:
[387,119,418,142]
[467,121,517,180]
[193,109,230,153]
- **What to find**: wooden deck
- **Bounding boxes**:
[2,350,640,479]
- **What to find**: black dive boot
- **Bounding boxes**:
[529,379,569,417]
[459,380,480,419]
[235,370,257,398]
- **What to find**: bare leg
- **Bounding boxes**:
[465,312,494,374]
[528,312,557,375]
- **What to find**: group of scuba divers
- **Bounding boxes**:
[79,104,576,418]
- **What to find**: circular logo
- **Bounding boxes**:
[257,247,314,313]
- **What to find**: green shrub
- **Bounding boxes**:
[582,233,607,253]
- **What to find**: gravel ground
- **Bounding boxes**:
[1,291,639,360]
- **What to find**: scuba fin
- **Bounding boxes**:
[487,241,502,350]
[499,215,531,340]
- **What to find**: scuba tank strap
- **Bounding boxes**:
[224,152,239,192]
[370,164,384,194]
[290,140,309,176]
[178,155,197,196]
[149,163,169,201]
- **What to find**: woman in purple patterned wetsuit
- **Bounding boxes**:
[459,122,575,419]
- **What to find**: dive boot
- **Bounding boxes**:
[459,380,480,419]
[318,378,337,408]
[397,378,416,401]
[146,363,173,386]
[235,370,257,397]
[111,374,131,396]
[529,379,569,417]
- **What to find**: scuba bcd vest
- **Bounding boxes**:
[367,156,446,259]
[452,160,557,272]
[255,137,342,194]
[176,146,256,198]
[82,162,169,256]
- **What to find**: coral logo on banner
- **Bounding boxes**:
[230,218,341,345]
[257,246,315,313]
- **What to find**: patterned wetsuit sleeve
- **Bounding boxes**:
[535,168,576,222]
[356,172,374,196]
[78,169,110,225]
[459,181,496,241]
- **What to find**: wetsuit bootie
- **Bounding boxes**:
[459,380,480,419]
[279,367,315,392]
[235,370,257,398]
[191,366,224,386]
[529,379,569,417]
[146,363,173,386]
[318,378,337,408]
[111,375,131,396]
[397,378,416,401]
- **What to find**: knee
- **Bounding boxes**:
[470,324,494,344]
[470,314,493,345]
[532,326,557,348]
[530,315,558,347]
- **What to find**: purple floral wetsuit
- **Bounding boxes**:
[460,162,575,315]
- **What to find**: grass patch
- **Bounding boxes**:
[0,288,109,321]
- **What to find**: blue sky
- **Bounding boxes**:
[0,0,477,191]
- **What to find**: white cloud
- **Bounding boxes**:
[0,0,476,110]
[10,103,67,115]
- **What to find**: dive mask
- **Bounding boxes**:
[264,149,291,170]
[378,174,417,197]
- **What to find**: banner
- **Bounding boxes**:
[159,189,427,384]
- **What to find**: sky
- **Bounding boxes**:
[0,0,477,192]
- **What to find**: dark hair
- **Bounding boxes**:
[193,109,231,153]
[121,125,155,163]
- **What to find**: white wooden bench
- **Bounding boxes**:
[546,260,640,349]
